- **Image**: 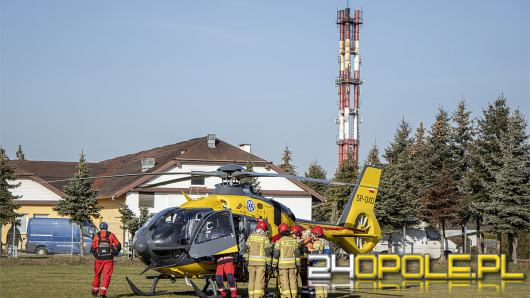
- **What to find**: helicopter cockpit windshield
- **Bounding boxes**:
[149,208,213,250]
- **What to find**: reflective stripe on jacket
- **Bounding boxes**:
[244,232,271,266]
[272,236,300,269]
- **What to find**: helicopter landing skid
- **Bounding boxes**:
[188,276,219,298]
[125,275,171,296]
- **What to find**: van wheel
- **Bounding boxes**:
[36,247,48,256]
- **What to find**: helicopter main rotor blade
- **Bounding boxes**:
[231,171,355,186]
[139,175,210,189]
[45,171,227,183]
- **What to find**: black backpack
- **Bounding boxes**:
[97,231,112,258]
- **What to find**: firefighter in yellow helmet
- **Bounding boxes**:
[244,220,271,298]
[273,223,300,298]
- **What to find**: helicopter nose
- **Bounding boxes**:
[134,237,147,254]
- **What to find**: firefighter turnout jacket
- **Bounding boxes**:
[244,231,271,266]
[273,235,301,269]
[91,230,121,260]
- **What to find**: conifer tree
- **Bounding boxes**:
[16,145,25,161]
[119,205,136,241]
[421,107,460,258]
[308,160,331,222]
[137,207,152,229]
[420,169,462,260]
[327,156,357,223]
[451,100,475,252]
[465,96,511,253]
[424,107,455,183]
[366,144,381,166]
[408,122,429,218]
[411,122,426,155]
[279,146,297,175]
[0,148,21,256]
[376,119,416,252]
[241,161,263,196]
[486,110,530,262]
[304,160,328,196]
[54,152,101,257]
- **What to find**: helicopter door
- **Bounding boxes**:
[188,210,238,258]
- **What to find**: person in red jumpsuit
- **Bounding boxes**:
[215,253,238,297]
[90,222,121,298]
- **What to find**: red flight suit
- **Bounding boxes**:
[90,230,121,296]
[215,254,238,297]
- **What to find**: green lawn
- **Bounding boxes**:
[0,256,529,297]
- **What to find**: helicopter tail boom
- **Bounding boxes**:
[298,165,382,254]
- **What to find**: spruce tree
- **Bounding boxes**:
[241,161,263,196]
[365,144,381,166]
[487,110,530,262]
[327,156,358,223]
[53,152,101,257]
[424,107,455,183]
[451,100,475,252]
[279,146,297,175]
[137,207,152,229]
[420,169,462,260]
[421,107,460,258]
[15,145,25,161]
[466,96,511,253]
[0,148,21,257]
[376,119,416,252]
[304,160,328,196]
[409,122,428,203]
[410,122,426,155]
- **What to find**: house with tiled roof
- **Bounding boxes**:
[3,135,326,248]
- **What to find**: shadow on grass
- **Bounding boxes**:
[114,290,196,297]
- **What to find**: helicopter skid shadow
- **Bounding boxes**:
[123,276,197,297]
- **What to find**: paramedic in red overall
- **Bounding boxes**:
[90,222,121,297]
[215,253,238,297]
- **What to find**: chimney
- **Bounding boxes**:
[207,134,216,149]
[141,157,155,172]
[239,144,252,154]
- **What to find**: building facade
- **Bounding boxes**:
[3,136,325,248]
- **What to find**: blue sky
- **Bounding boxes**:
[1,0,529,176]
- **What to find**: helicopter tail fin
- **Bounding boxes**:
[337,165,382,227]
[328,165,383,254]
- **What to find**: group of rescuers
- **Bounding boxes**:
[87,220,329,298]
[216,220,330,298]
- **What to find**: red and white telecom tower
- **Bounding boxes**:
[336,7,362,165]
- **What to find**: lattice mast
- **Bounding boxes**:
[336,8,362,165]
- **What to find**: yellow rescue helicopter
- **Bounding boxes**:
[51,163,382,296]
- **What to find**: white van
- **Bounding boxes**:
[372,222,458,259]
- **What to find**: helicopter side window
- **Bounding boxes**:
[195,212,233,244]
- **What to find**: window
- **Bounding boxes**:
[33,214,49,218]
[17,214,29,234]
[139,192,154,208]
[191,176,205,186]
[195,212,233,244]
[425,226,441,241]
[82,225,96,238]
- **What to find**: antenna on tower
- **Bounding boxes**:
[336,4,362,166]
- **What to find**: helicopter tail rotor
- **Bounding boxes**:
[335,165,382,254]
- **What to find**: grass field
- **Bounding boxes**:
[0,256,529,297]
